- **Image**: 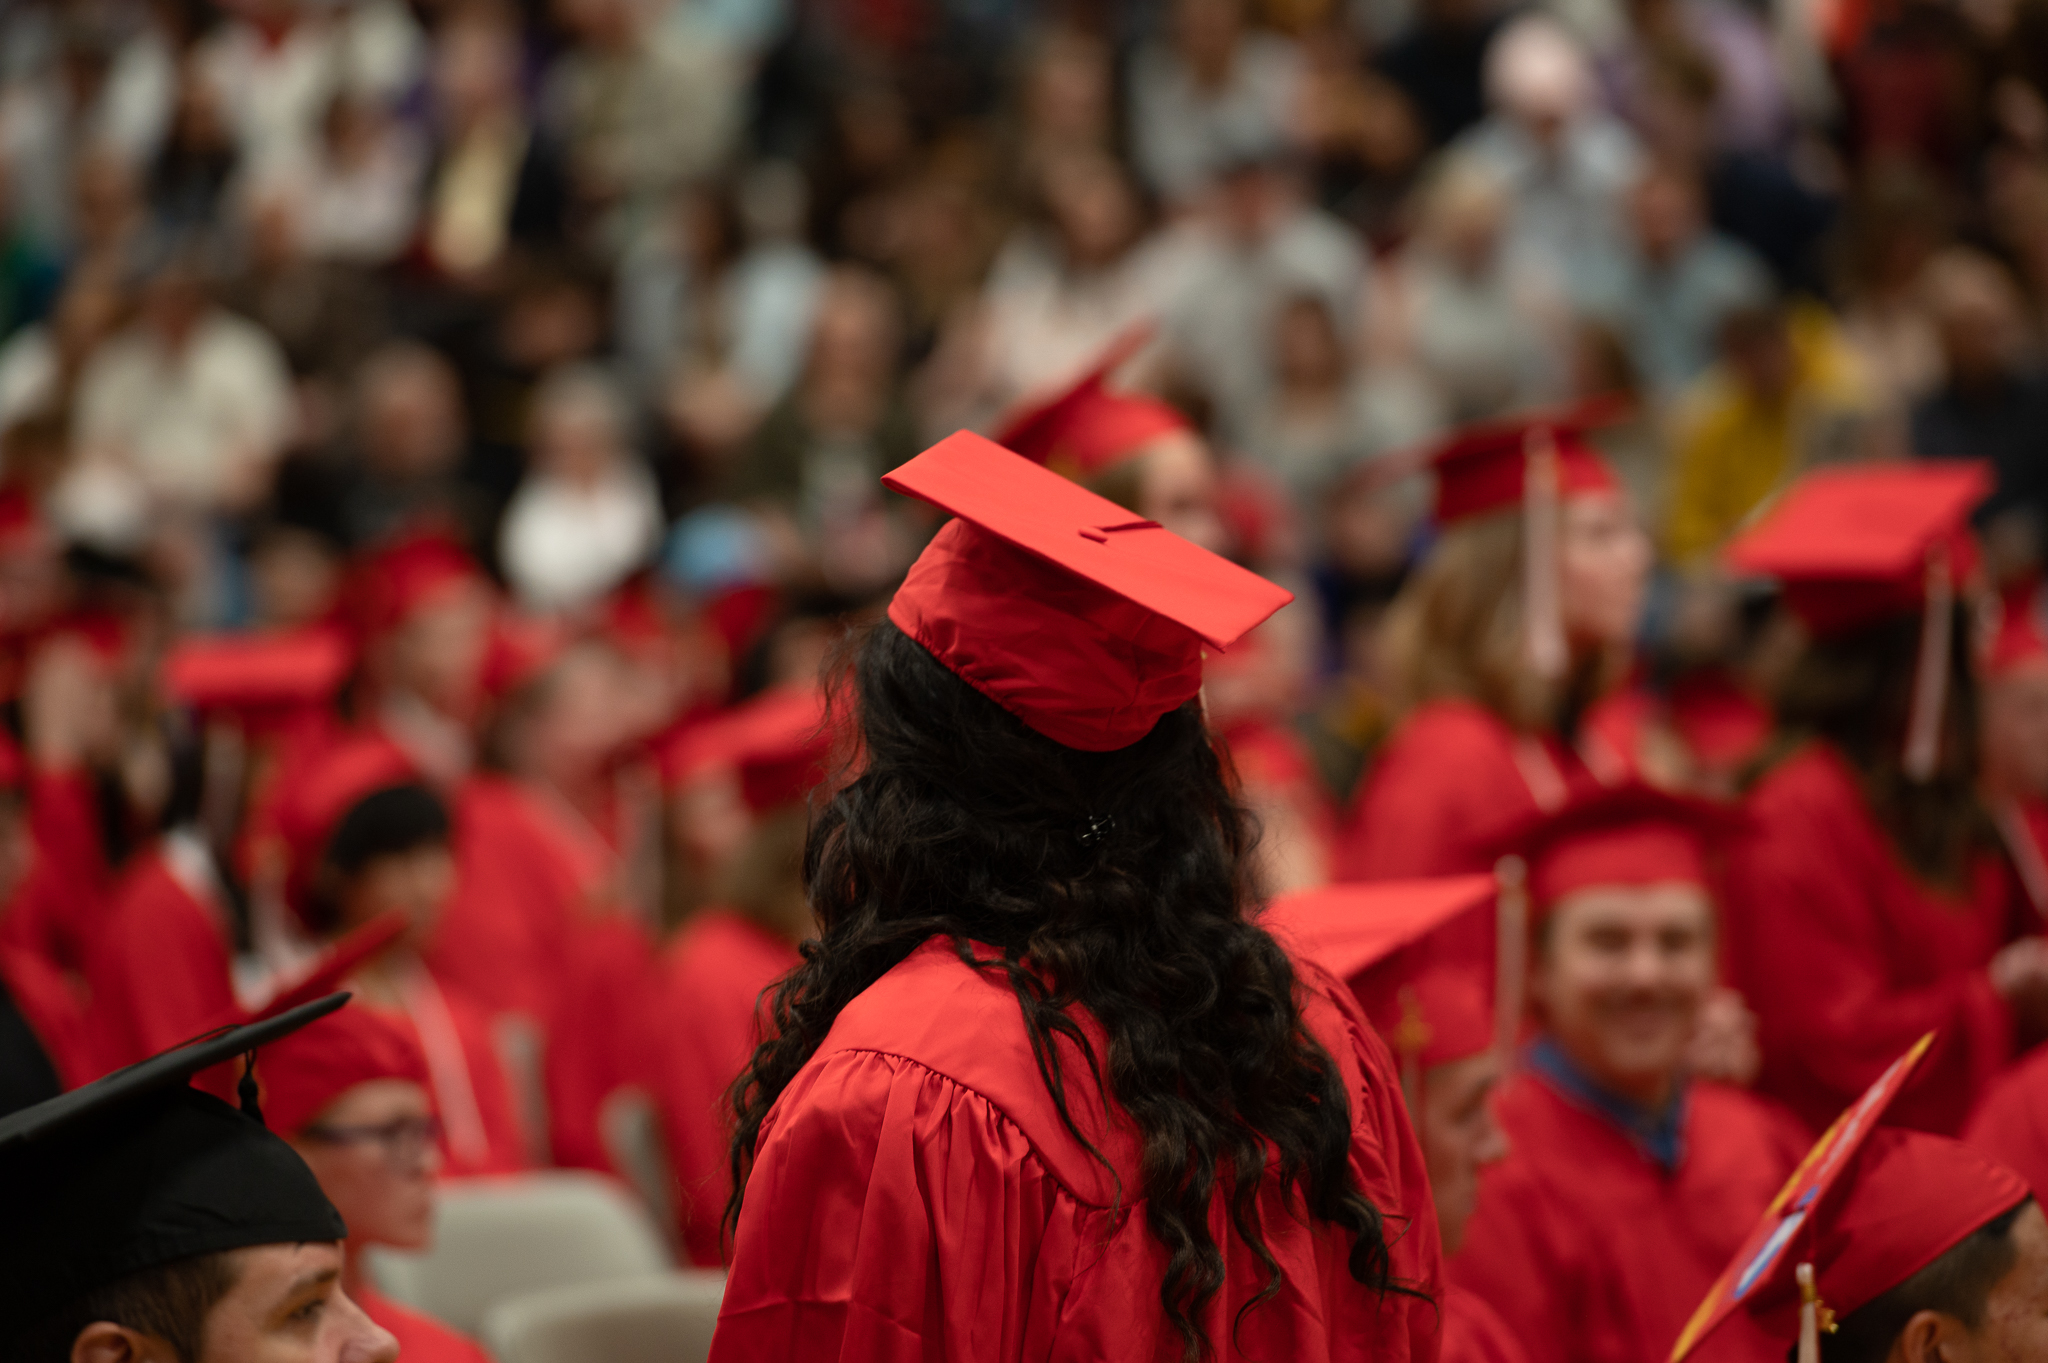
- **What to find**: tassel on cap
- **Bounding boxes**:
[1521,430,1568,683]
[1494,855,1529,1060]
[1902,547,1953,784]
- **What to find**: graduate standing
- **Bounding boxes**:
[1450,786,1807,1363]
[712,433,1440,1361]
[1718,464,2044,1135]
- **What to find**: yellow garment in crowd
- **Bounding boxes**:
[1662,305,1874,564]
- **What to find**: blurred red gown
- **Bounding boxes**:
[0,767,112,972]
[649,908,801,1266]
[355,1283,493,1362]
[710,938,1442,1363]
[84,840,237,1071]
[1964,1041,2048,1199]
[544,912,662,1175]
[0,943,97,1084]
[1441,1287,1530,1363]
[1450,1070,1806,1363]
[370,969,533,1177]
[1720,744,2026,1135]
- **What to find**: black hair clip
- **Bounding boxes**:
[1078,813,1115,847]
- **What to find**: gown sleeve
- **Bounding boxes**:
[1446,1159,1587,1363]
[710,1048,1090,1363]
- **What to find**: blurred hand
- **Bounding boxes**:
[1990,937,2048,1027]
[22,635,117,772]
[1686,987,1760,1087]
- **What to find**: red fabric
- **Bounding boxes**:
[1722,462,1991,635]
[355,1284,494,1363]
[1432,429,1618,524]
[994,326,1189,478]
[1449,1070,1807,1363]
[346,531,482,643]
[0,768,111,973]
[1720,744,2024,1135]
[1263,875,1498,984]
[424,776,584,1022]
[372,983,531,1178]
[1359,965,1492,1070]
[480,614,569,700]
[1965,1041,2048,1201]
[1219,716,1338,871]
[83,850,236,1072]
[882,432,1292,752]
[1439,1286,1531,1363]
[1503,785,1743,916]
[1667,672,1773,776]
[659,684,832,812]
[709,938,1441,1362]
[0,943,100,1085]
[165,626,352,713]
[1986,581,2048,678]
[650,909,801,1267]
[259,1001,432,1136]
[544,914,662,1176]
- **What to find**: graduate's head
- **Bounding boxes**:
[269,1009,441,1257]
[1523,789,1732,1105]
[734,436,1423,1357]
[1820,1197,2048,1363]
[351,534,493,725]
[1390,968,1507,1255]
[3,1001,398,1363]
[994,331,1228,554]
[1383,408,1646,728]
[316,785,453,942]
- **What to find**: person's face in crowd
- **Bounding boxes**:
[362,355,464,481]
[248,529,340,631]
[673,769,753,886]
[805,276,898,400]
[53,268,126,367]
[1174,0,1244,81]
[71,146,139,253]
[387,582,492,722]
[1934,275,2023,388]
[71,1243,398,1363]
[1042,152,1140,270]
[291,1080,441,1256]
[1420,1050,1509,1255]
[533,398,621,487]
[1559,491,1651,652]
[1723,315,1795,402]
[1024,31,1112,148]
[1534,883,1717,1107]
[340,843,456,943]
[1984,665,2048,797]
[1135,431,1229,555]
[523,644,638,783]
[432,16,518,128]
[1430,181,1507,277]
[1273,294,1347,395]
[141,267,209,350]
[1629,169,1702,265]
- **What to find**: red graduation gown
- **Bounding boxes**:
[0,767,111,973]
[648,909,801,1267]
[1720,744,2025,1135]
[426,776,583,1023]
[84,843,236,1072]
[356,1283,495,1363]
[1440,1287,1530,1363]
[543,912,662,1176]
[0,942,99,1085]
[1450,1070,1805,1363]
[1964,1041,2048,1200]
[711,938,1441,1363]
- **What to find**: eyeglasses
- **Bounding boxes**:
[302,1115,442,1168]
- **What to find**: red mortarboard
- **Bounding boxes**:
[272,735,418,924]
[1724,463,1990,636]
[1672,1035,2030,1361]
[1427,401,1623,525]
[1985,580,2048,680]
[347,532,484,642]
[883,431,1293,752]
[480,613,570,700]
[1497,784,1744,919]
[257,998,431,1136]
[1264,876,1498,1072]
[164,627,352,713]
[993,327,1190,479]
[661,684,832,812]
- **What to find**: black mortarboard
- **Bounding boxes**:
[0,995,351,1330]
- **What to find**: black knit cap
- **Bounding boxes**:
[0,995,350,1327]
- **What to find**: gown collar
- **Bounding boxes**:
[1526,1035,1689,1174]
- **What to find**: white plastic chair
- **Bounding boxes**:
[480,1272,727,1363]
[364,1170,672,1333]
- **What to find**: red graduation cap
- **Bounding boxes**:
[1492,784,1747,921]
[1726,462,1992,781]
[257,995,431,1136]
[164,627,353,713]
[993,326,1190,480]
[1263,875,1498,1100]
[660,683,833,812]
[1427,401,1623,526]
[883,431,1293,752]
[346,531,485,643]
[480,613,571,700]
[271,735,419,925]
[1672,1035,2030,1363]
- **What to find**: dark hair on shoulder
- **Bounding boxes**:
[1770,600,1994,886]
[1816,1198,2030,1363]
[304,782,450,934]
[14,1250,239,1363]
[726,621,1416,1359]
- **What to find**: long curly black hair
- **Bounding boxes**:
[725,621,1413,1358]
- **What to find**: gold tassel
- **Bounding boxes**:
[1903,547,1952,783]
[1494,856,1529,1061]
[1521,429,1567,682]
